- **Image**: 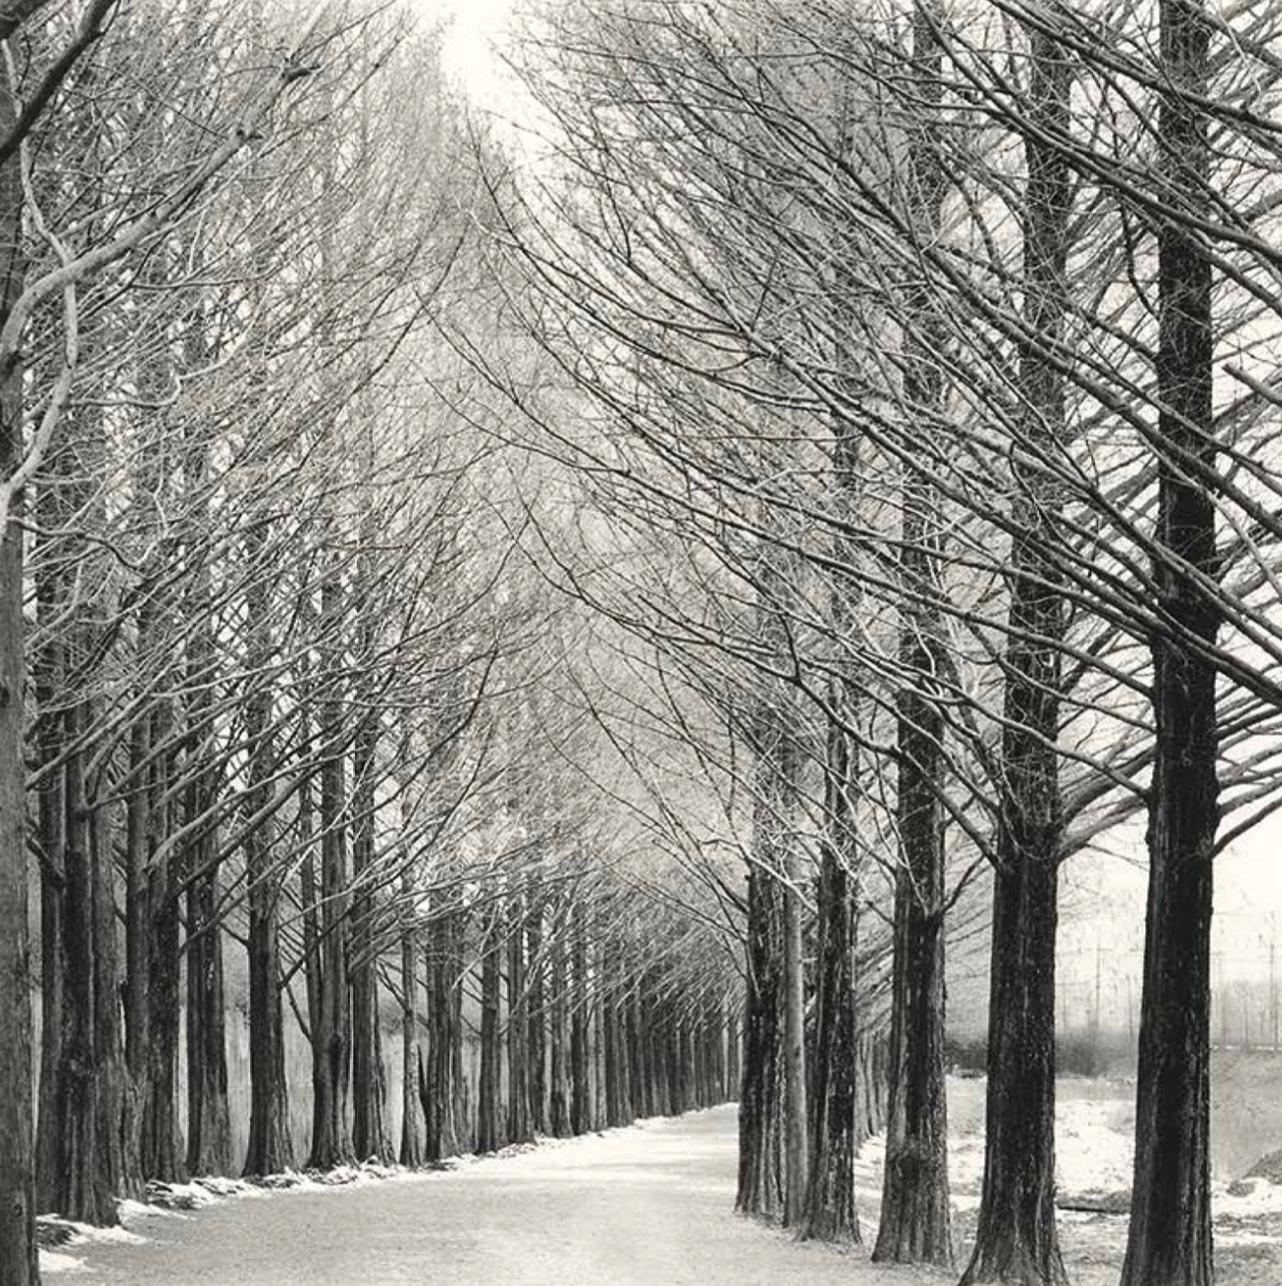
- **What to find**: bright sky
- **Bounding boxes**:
[411,0,516,110]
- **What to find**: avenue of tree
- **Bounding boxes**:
[0,4,1276,1286]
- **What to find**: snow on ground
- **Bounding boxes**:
[42,1079,1282,1285]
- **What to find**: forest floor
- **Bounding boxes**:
[41,1073,1282,1285]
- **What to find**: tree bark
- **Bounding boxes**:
[736,870,784,1218]
[781,854,807,1226]
[139,699,185,1184]
[34,454,65,1215]
[571,907,591,1135]
[183,367,231,1179]
[507,895,532,1144]
[424,909,465,1161]
[1121,4,1218,1283]
[350,715,392,1164]
[0,62,34,1275]
[549,920,572,1139]
[800,833,860,1243]
[872,3,952,1267]
[478,908,502,1153]
[242,583,294,1178]
[961,22,1071,1286]
[526,905,547,1134]
[399,943,423,1166]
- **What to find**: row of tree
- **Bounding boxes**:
[476,0,1282,1283]
[0,4,744,1284]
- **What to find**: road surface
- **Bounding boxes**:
[53,1106,932,1286]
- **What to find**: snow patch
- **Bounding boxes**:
[39,1250,88,1274]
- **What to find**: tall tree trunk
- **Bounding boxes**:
[297,659,329,1164]
[186,860,231,1177]
[736,870,784,1218]
[782,853,807,1226]
[800,823,860,1242]
[961,22,1071,1286]
[549,919,572,1139]
[309,569,356,1170]
[507,894,532,1144]
[399,837,424,1166]
[34,457,66,1214]
[871,788,951,1265]
[54,694,141,1223]
[873,3,952,1267]
[571,907,591,1136]
[424,909,465,1161]
[1121,4,1218,1283]
[91,782,141,1209]
[526,905,547,1134]
[183,350,230,1179]
[478,908,502,1153]
[0,61,34,1271]
[399,920,423,1166]
[350,708,391,1163]
[241,532,294,1177]
[139,700,185,1184]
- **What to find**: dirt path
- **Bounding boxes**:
[55,1107,948,1286]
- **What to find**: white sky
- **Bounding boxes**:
[411,0,516,111]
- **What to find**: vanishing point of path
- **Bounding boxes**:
[65,1106,929,1286]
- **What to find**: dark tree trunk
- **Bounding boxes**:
[961,23,1071,1286]
[603,948,623,1127]
[526,907,547,1133]
[186,866,232,1177]
[183,394,231,1179]
[93,790,142,1208]
[309,570,355,1171]
[0,648,34,1286]
[242,606,294,1179]
[398,802,421,1167]
[53,697,142,1224]
[592,945,607,1128]
[571,909,591,1135]
[350,703,391,1164]
[124,718,148,1092]
[34,525,66,1214]
[507,896,532,1144]
[549,923,572,1139]
[243,865,294,1177]
[799,840,860,1243]
[963,861,1063,1286]
[0,66,33,1269]
[136,683,184,1184]
[424,910,466,1161]
[139,713,185,1184]
[399,886,424,1167]
[782,855,807,1226]
[1121,4,1218,1283]
[736,871,784,1218]
[478,909,502,1153]
[873,3,952,1268]
[298,764,330,1166]
[872,857,951,1266]
[628,977,648,1120]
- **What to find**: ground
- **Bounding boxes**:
[42,1072,1282,1285]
